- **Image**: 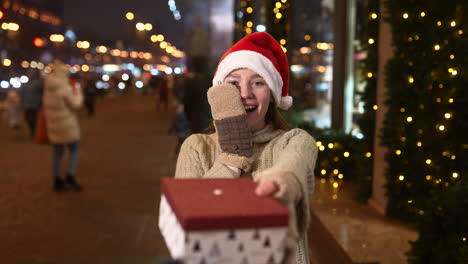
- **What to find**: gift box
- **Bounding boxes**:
[158,178,289,264]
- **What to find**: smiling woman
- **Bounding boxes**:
[174,32,318,264]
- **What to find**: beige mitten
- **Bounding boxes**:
[207,83,253,170]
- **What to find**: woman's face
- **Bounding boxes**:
[224,68,271,132]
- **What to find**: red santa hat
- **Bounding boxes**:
[212,32,292,110]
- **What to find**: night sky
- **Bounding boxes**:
[62,0,187,49]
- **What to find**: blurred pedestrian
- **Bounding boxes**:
[168,103,191,155]
[43,60,84,192]
[182,55,212,134]
[4,89,22,134]
[82,73,97,117]
[156,74,169,111]
[20,69,43,138]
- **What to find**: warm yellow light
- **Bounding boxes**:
[373,105,378,110]
[400,107,405,112]
[367,72,373,78]
[126,12,134,20]
[6,23,20,31]
[434,44,440,50]
[420,12,425,17]
[241,1,247,7]
[343,152,350,158]
[321,169,326,175]
[439,125,445,131]
[451,155,456,160]
[276,12,282,19]
[316,141,322,147]
[452,172,459,178]
[450,21,456,27]
[81,64,89,72]
[444,113,452,119]
[449,98,454,103]
[401,137,406,142]
[157,35,164,42]
[333,169,339,175]
[451,70,458,76]
[426,159,431,165]
[338,174,344,180]
[396,150,401,155]
[399,175,405,181]
[160,41,168,49]
[414,35,420,40]
[332,182,339,189]
[459,30,463,35]
[245,28,252,34]
[408,200,413,204]
[136,22,145,31]
[417,142,422,147]
[437,21,442,26]
[281,0,287,3]
[273,8,279,13]
[419,210,424,215]
[50,34,64,42]
[304,34,311,41]
[319,146,325,151]
[328,143,334,149]
[463,237,466,242]
[365,152,372,158]
[280,39,286,45]
[150,35,157,42]
[408,76,414,83]
[332,194,338,200]
[403,13,409,19]
[21,61,29,68]
[246,7,253,13]
[2,59,12,67]
[246,21,253,27]
[165,46,174,53]
[368,38,374,44]
[144,23,153,31]
[275,2,282,8]
[407,116,413,122]
[450,54,455,59]
[371,13,378,19]
[426,175,431,180]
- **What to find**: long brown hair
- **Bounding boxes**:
[204,99,290,134]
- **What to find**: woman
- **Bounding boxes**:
[175,32,317,263]
[43,60,84,191]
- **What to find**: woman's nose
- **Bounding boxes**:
[239,83,252,98]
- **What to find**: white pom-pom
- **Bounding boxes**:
[278,96,293,110]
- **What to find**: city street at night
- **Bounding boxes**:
[0,95,175,263]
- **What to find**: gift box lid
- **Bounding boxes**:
[160,178,288,231]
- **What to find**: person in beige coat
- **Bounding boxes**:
[43,60,84,191]
[175,32,318,264]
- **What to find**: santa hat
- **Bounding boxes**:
[212,32,292,110]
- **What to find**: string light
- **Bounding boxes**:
[316,141,322,147]
[434,44,440,50]
[371,13,378,19]
[319,146,325,151]
[368,38,375,44]
[328,143,334,149]
[450,21,456,27]
[333,169,339,175]
[438,125,445,131]
[407,116,413,122]
[403,13,409,19]
[425,175,431,180]
[417,141,422,147]
[400,107,405,113]
[451,155,456,160]
[367,72,373,78]
[373,105,378,110]
[452,172,458,178]
[365,152,372,158]
[449,98,454,103]
[396,150,402,155]
[338,174,344,179]
[426,159,432,165]
[444,113,452,119]
[332,182,339,188]
[408,76,414,83]
[343,152,350,158]
[321,169,326,175]
[408,200,413,204]
[450,54,455,59]
[420,12,426,17]
[458,30,463,35]
[399,175,405,181]
[437,21,442,26]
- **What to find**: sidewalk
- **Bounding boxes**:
[0,95,177,264]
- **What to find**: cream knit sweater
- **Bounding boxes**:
[175,124,317,264]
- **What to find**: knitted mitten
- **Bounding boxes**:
[207,83,253,170]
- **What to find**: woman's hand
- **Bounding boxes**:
[255,181,279,197]
[207,83,253,170]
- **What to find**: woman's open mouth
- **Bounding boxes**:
[244,105,257,113]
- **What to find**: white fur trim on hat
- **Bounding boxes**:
[213,50,287,108]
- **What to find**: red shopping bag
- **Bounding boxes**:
[35,108,49,144]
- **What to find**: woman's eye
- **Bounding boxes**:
[252,81,265,86]
[227,81,238,86]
